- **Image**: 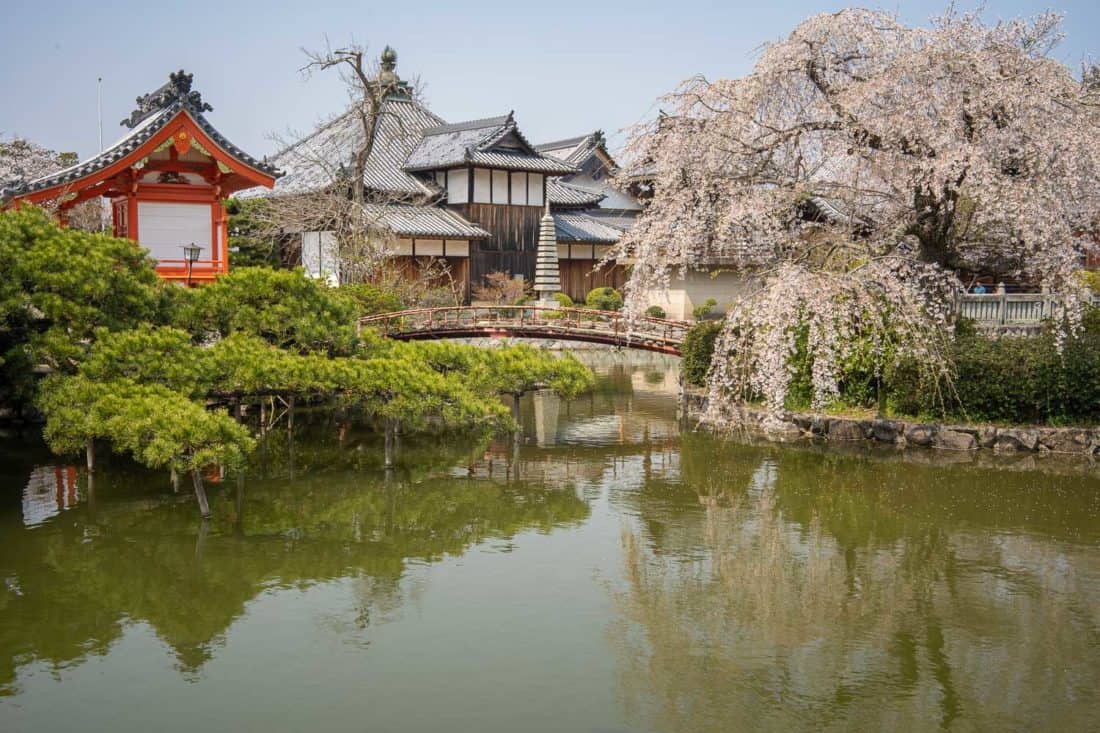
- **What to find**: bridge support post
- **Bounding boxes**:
[384,418,396,469]
[511,393,523,450]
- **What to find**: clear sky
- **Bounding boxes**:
[1,1,1096,162]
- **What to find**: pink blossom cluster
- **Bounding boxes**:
[612,8,1100,412]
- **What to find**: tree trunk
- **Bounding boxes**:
[287,396,295,433]
[170,468,180,493]
[191,469,211,519]
[233,397,243,422]
[85,438,95,473]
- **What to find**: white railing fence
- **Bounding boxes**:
[956,291,1099,328]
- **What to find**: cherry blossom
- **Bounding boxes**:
[614,8,1100,412]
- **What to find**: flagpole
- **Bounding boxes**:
[97,77,103,152]
[98,76,106,231]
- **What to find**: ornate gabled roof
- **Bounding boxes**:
[552,212,624,243]
[546,178,606,207]
[360,202,490,239]
[262,96,444,199]
[536,131,612,168]
[404,113,577,174]
[121,70,212,129]
[2,70,280,203]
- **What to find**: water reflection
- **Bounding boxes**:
[611,434,1100,732]
[0,424,591,694]
[1,352,1098,732]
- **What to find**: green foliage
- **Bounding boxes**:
[553,292,574,308]
[645,305,667,319]
[80,325,204,396]
[4,210,597,496]
[692,298,718,321]
[887,331,1100,424]
[1075,269,1100,294]
[681,321,722,387]
[225,197,282,268]
[37,375,254,472]
[174,267,357,355]
[1081,307,1100,337]
[0,207,165,399]
[480,345,594,398]
[337,282,405,317]
[585,287,624,311]
[389,341,595,402]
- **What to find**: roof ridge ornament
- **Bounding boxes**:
[373,45,413,100]
[121,70,212,129]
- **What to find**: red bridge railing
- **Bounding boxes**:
[358,305,690,355]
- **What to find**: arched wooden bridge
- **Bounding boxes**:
[358,305,689,355]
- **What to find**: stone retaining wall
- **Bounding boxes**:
[686,391,1100,456]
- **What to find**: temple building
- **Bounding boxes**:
[1,71,280,283]
[260,47,641,302]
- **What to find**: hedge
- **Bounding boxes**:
[681,321,722,387]
[888,331,1100,424]
[682,312,1100,424]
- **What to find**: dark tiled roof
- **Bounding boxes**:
[536,131,608,167]
[552,212,624,243]
[420,115,511,135]
[260,97,444,199]
[2,72,280,203]
[582,208,640,232]
[361,203,490,239]
[547,178,605,207]
[404,113,576,175]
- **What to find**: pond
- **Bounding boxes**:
[1,351,1098,732]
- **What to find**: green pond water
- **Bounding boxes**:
[1,352,1099,732]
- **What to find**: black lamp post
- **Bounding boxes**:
[182,242,202,287]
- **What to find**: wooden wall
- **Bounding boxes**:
[559,260,629,303]
[384,256,469,303]
[453,202,543,295]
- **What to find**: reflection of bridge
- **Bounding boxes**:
[359,306,689,355]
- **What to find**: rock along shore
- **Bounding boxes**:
[685,389,1100,456]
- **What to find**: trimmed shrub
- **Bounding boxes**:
[553,292,574,308]
[681,321,722,387]
[585,287,624,311]
[645,305,667,319]
[692,298,718,321]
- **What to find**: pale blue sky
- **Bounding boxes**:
[1,1,1096,161]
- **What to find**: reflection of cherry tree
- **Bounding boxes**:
[611,457,1100,731]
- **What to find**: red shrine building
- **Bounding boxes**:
[1,71,280,283]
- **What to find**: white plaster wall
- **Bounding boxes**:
[510,172,527,205]
[527,173,544,207]
[301,230,339,285]
[639,269,752,320]
[492,170,509,204]
[137,201,211,262]
[473,168,491,203]
[447,169,468,204]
